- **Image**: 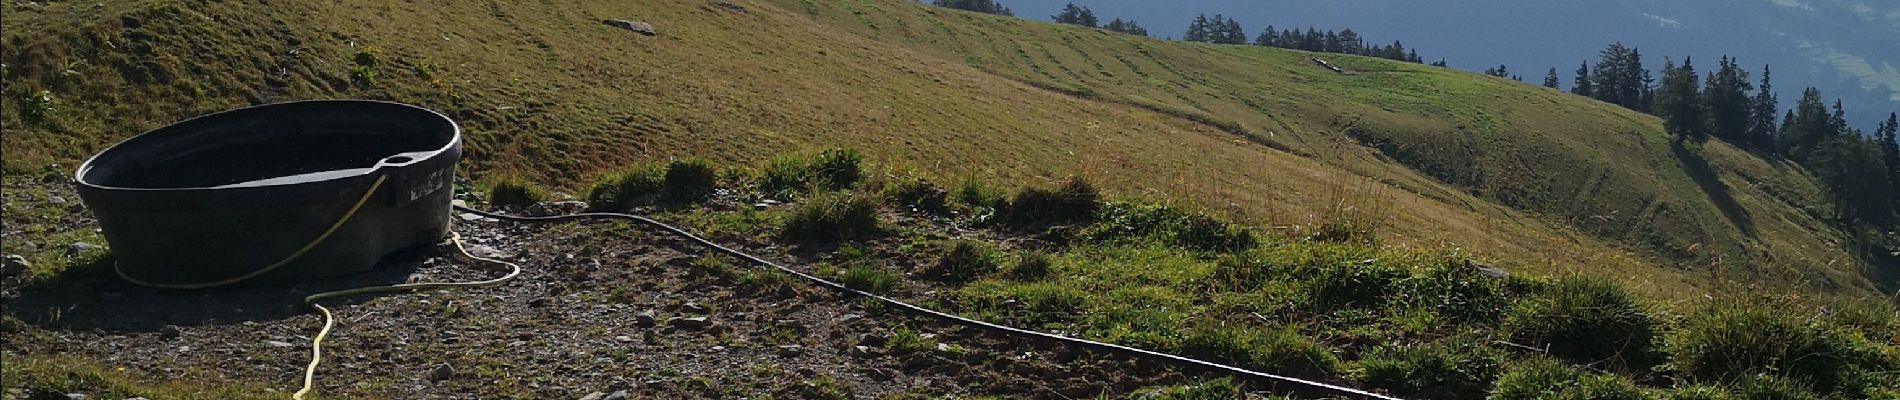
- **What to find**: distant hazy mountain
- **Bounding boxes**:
[1005,0,1900,131]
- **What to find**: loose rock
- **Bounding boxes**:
[159,325,182,340]
[66,242,102,256]
[856,332,887,347]
[428,364,454,381]
[634,311,657,327]
[602,19,656,36]
[668,316,712,330]
[265,340,295,348]
[709,0,748,13]
[777,345,803,357]
[1,254,28,277]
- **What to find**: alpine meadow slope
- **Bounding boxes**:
[0,0,1888,303]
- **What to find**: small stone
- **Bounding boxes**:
[466,244,514,259]
[680,302,709,314]
[552,201,588,213]
[603,391,630,400]
[265,340,295,348]
[615,335,634,343]
[451,199,468,209]
[634,311,657,327]
[710,0,748,13]
[523,202,557,217]
[66,242,102,256]
[851,345,880,358]
[428,364,453,381]
[579,392,607,400]
[753,203,770,210]
[602,19,657,36]
[710,345,726,352]
[159,325,182,340]
[1,254,28,277]
[668,316,712,329]
[528,297,551,307]
[776,345,804,357]
[66,394,87,400]
[856,332,887,347]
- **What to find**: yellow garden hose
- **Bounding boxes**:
[292,232,520,399]
[107,174,523,399]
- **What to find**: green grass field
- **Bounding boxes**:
[0,0,1884,311]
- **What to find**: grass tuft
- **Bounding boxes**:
[1352,334,1503,398]
[779,191,881,244]
[883,174,950,215]
[662,158,718,204]
[1179,325,1339,378]
[926,240,1001,283]
[585,164,664,211]
[1669,301,1859,394]
[758,148,864,196]
[1504,276,1658,371]
[1134,377,1243,400]
[481,175,546,208]
[839,263,899,293]
[1490,357,1647,400]
[1001,176,1101,227]
[1005,251,1054,281]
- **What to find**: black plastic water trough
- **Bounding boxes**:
[74,100,462,287]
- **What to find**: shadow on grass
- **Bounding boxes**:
[1671,139,1754,238]
[2,247,434,334]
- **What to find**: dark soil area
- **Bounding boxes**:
[0,179,1210,399]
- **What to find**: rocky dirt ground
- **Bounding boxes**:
[0,177,1269,399]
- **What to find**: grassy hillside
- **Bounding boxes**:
[0,0,1884,298]
[769,0,1881,292]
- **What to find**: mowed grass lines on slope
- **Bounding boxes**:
[0,0,1857,298]
[773,0,1875,294]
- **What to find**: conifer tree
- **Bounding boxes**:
[1747,65,1779,152]
[1656,57,1707,139]
[1703,55,1753,142]
[1254,25,1277,46]
[1052,3,1098,28]
[1572,61,1593,96]
[1878,112,1900,194]
[1186,14,1209,42]
[1544,68,1561,88]
[1782,88,1832,160]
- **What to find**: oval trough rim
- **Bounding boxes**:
[72,99,462,193]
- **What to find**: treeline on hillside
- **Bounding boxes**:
[929,1,1428,62]
[1179,13,1427,64]
[930,0,1013,16]
[1539,42,1900,225]
[1050,3,1148,36]
[1246,23,1426,64]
